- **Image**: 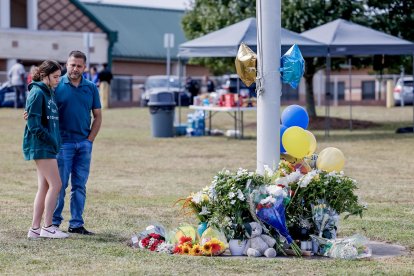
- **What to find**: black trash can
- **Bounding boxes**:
[148,91,176,137]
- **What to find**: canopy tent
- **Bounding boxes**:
[178,17,327,58]
[301,19,414,56]
[301,19,414,134]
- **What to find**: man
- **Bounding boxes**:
[8,59,26,108]
[52,51,102,235]
[97,63,113,109]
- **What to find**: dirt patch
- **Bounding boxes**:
[309,116,380,130]
[245,117,380,130]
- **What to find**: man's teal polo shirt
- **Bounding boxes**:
[56,75,101,143]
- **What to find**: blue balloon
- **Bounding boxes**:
[281,104,309,129]
[280,44,305,89]
[280,124,287,153]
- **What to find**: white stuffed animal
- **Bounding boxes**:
[243,222,277,258]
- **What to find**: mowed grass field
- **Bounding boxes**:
[1,105,414,275]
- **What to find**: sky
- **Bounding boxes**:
[81,0,192,10]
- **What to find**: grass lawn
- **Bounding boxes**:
[1,105,414,275]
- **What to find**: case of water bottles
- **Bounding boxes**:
[186,110,205,136]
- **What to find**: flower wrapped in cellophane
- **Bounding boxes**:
[171,226,227,256]
[249,181,302,257]
[132,224,174,253]
[199,227,228,256]
[310,234,372,259]
[311,200,339,239]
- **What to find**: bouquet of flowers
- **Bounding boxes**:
[204,168,264,240]
[172,227,227,256]
[177,186,212,223]
[133,224,173,253]
[311,200,339,239]
[249,173,302,257]
[311,234,372,259]
[139,233,165,251]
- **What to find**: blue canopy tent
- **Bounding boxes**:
[301,19,414,134]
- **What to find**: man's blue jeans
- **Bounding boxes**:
[53,140,93,228]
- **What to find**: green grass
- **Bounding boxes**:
[1,105,414,275]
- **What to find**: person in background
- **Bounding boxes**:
[52,51,102,235]
[204,75,215,93]
[97,63,113,108]
[24,60,69,239]
[83,66,98,86]
[186,76,200,105]
[27,65,38,85]
[8,59,26,108]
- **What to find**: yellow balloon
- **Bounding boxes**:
[282,126,311,159]
[316,147,345,172]
[305,130,317,157]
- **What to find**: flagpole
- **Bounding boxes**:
[256,0,281,174]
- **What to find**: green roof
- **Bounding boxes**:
[83,3,186,61]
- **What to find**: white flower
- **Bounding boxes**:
[237,189,245,201]
[260,195,276,205]
[199,205,210,216]
[266,185,284,197]
[264,165,274,177]
[275,170,302,187]
[298,169,319,188]
[191,191,203,204]
[228,191,235,199]
[230,199,236,205]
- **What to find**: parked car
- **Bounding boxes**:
[140,75,190,106]
[394,77,413,106]
[221,74,256,97]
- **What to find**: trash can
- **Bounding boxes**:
[148,91,176,137]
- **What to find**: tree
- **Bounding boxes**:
[181,0,256,75]
[364,0,414,74]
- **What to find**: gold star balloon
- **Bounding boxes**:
[235,43,257,87]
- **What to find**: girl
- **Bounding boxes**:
[23,60,68,239]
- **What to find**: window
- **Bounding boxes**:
[361,81,376,100]
[11,0,27,28]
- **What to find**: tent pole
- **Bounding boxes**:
[177,57,182,125]
[325,51,331,137]
[349,56,353,131]
[412,53,414,133]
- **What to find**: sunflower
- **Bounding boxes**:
[190,244,203,256]
[202,243,212,256]
[181,244,192,255]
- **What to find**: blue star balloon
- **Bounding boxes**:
[280,44,305,89]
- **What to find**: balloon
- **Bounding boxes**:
[316,147,345,172]
[280,44,305,89]
[281,105,309,129]
[235,43,257,87]
[305,130,317,156]
[280,125,287,153]
[282,126,311,159]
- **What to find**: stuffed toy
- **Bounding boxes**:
[243,222,277,258]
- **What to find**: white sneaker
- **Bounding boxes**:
[27,227,41,239]
[40,225,69,239]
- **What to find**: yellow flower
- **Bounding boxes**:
[181,244,192,255]
[202,194,209,202]
[202,243,212,256]
[190,244,203,256]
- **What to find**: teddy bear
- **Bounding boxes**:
[243,222,277,258]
